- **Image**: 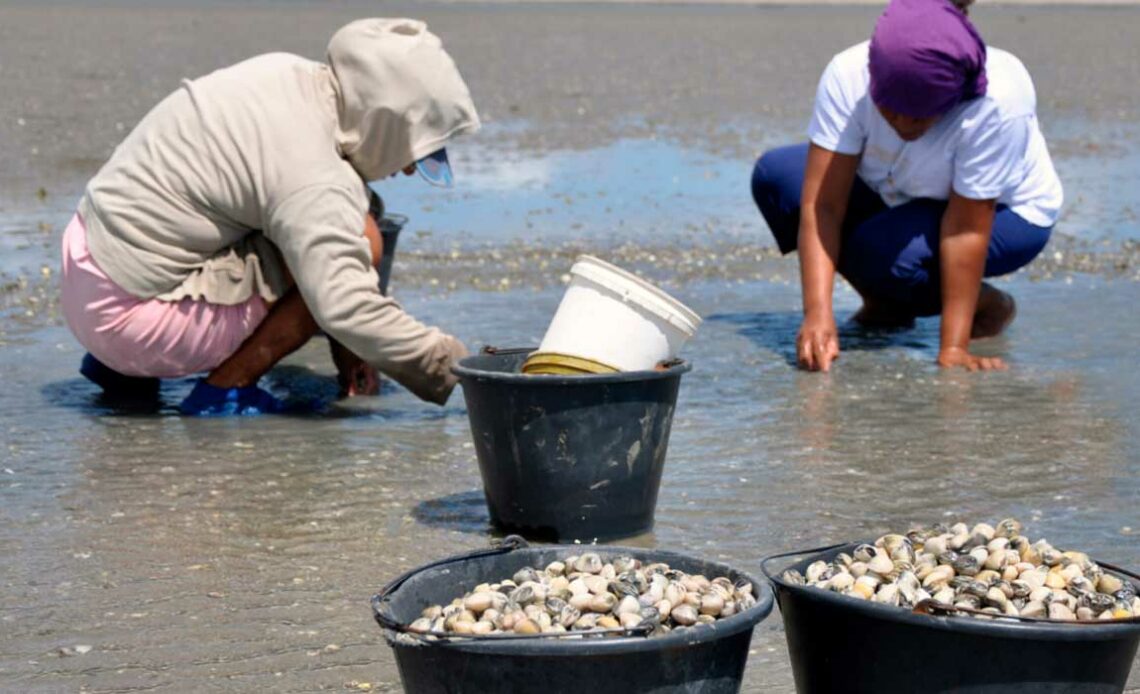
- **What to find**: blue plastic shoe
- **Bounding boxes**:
[179,379,286,416]
[80,353,160,400]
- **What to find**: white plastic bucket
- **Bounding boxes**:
[533,255,701,372]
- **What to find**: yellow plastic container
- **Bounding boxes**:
[521,352,619,375]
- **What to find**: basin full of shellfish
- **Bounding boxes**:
[372,540,774,694]
[400,551,760,638]
[762,520,1140,694]
[780,519,1140,623]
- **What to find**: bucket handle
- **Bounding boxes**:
[373,607,654,643]
[371,534,656,642]
[759,542,850,581]
[372,535,529,632]
[480,346,534,356]
[912,597,1140,625]
[913,558,1140,625]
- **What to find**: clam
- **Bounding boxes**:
[612,556,638,574]
[995,518,1022,539]
[868,553,895,577]
[951,554,981,577]
[575,553,604,574]
[620,612,644,629]
[1097,574,1125,595]
[464,591,496,614]
[700,594,725,617]
[671,604,698,626]
[513,617,541,634]
[615,595,641,616]
[513,567,541,585]
[853,544,878,563]
[588,593,617,613]
[873,584,901,607]
[923,535,949,557]
[782,570,806,586]
[806,560,831,583]
[826,572,855,593]
[559,604,581,628]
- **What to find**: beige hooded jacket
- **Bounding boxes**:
[77,19,480,404]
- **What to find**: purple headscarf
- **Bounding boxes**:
[869,0,988,119]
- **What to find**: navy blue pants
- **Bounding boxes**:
[750,144,1052,316]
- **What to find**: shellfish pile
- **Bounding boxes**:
[783,519,1140,622]
[406,552,757,638]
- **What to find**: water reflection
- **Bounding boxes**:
[412,490,495,535]
[707,309,938,368]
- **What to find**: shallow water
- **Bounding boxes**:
[3,271,1139,691]
[4,138,1140,690]
[3,2,1140,692]
[4,143,1140,691]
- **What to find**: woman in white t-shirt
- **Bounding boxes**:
[750,0,1062,372]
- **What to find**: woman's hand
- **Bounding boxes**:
[330,339,380,397]
[796,145,858,374]
[939,193,1005,372]
[937,346,1006,371]
[797,312,840,372]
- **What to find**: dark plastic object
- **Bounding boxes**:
[377,213,405,296]
[761,542,1140,694]
[368,191,403,296]
[80,352,160,400]
[373,540,774,694]
[452,349,690,542]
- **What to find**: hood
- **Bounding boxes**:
[327,18,481,182]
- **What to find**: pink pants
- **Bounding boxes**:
[60,213,269,378]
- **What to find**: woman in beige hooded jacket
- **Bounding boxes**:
[60,19,480,414]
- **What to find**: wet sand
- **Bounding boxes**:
[2,2,1140,692]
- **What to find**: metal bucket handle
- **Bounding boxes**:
[479,346,534,357]
[371,536,654,642]
[373,535,530,632]
[914,559,1140,625]
[759,542,850,581]
[760,543,1140,626]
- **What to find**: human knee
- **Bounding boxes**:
[750,147,795,205]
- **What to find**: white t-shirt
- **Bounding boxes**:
[808,41,1063,228]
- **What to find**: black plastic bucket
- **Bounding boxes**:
[372,538,774,694]
[761,542,1140,694]
[452,348,690,542]
[368,191,404,296]
[377,213,405,296]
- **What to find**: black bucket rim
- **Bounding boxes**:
[380,212,409,230]
[374,542,774,656]
[761,541,1140,642]
[452,347,692,385]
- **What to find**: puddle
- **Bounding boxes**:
[370,137,761,250]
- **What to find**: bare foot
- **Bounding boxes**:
[971,283,1017,339]
[851,298,916,329]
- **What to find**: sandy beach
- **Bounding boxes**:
[2,1,1139,692]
